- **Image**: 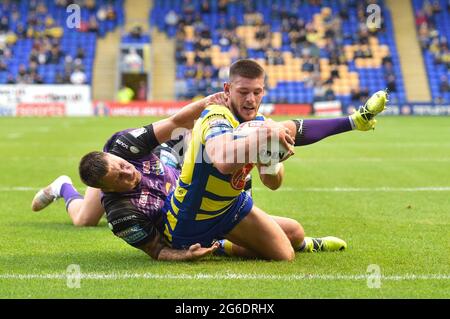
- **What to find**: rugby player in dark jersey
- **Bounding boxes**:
[31,94,228,261]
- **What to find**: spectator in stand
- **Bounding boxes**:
[97,5,107,22]
[85,0,97,12]
[106,4,117,21]
[130,24,143,39]
[137,81,147,101]
[55,73,64,84]
[76,48,86,60]
[350,87,361,102]
[0,59,7,71]
[165,9,178,30]
[88,15,99,34]
[6,74,16,84]
[383,61,396,78]
[439,75,450,93]
[48,44,64,64]
[201,0,211,14]
[70,67,87,84]
[34,73,44,84]
[62,70,72,84]
[330,65,340,80]
[218,0,228,14]
[302,57,316,73]
[386,74,397,93]
[415,9,428,27]
[324,84,336,101]
[313,84,326,102]
[16,23,27,39]
[0,17,8,33]
[16,64,31,84]
[55,0,69,8]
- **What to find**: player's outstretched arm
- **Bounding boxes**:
[139,232,219,261]
[152,92,227,144]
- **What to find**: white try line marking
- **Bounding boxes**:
[2,186,450,193]
[0,273,449,281]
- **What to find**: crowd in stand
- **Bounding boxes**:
[414,0,450,101]
[169,0,396,103]
[0,0,117,85]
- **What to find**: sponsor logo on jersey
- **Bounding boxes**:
[116,139,129,150]
[110,214,137,226]
[130,146,140,154]
[116,225,147,244]
[129,127,146,138]
[230,163,254,190]
[138,189,150,207]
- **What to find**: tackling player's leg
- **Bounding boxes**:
[279,89,389,146]
[31,175,104,226]
[31,175,78,211]
[349,89,389,131]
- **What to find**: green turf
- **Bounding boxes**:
[0,116,449,298]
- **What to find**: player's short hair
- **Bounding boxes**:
[229,59,265,81]
[79,151,109,188]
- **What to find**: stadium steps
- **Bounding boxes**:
[151,30,175,100]
[92,29,121,101]
[386,0,431,101]
[124,0,150,31]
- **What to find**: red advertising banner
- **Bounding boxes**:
[93,101,187,117]
[93,101,313,117]
[16,103,66,117]
[270,104,312,115]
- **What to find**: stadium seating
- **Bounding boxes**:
[0,0,124,85]
[411,0,450,103]
[151,0,406,107]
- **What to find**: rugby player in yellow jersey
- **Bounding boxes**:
[162,59,388,260]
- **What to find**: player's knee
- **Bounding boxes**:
[271,246,295,262]
[73,215,98,227]
[290,222,305,248]
[277,247,295,262]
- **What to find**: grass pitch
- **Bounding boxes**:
[0,116,449,298]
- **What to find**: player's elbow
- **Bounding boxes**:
[260,175,282,191]
[265,182,281,191]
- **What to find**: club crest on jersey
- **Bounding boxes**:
[230,163,254,190]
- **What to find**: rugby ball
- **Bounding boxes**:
[234,120,289,165]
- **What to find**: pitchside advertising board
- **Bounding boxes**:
[1,86,449,117]
[93,101,313,116]
[0,85,92,116]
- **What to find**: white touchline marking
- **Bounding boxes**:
[0,273,449,281]
[2,186,450,192]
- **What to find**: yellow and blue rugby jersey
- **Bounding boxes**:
[168,104,265,222]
